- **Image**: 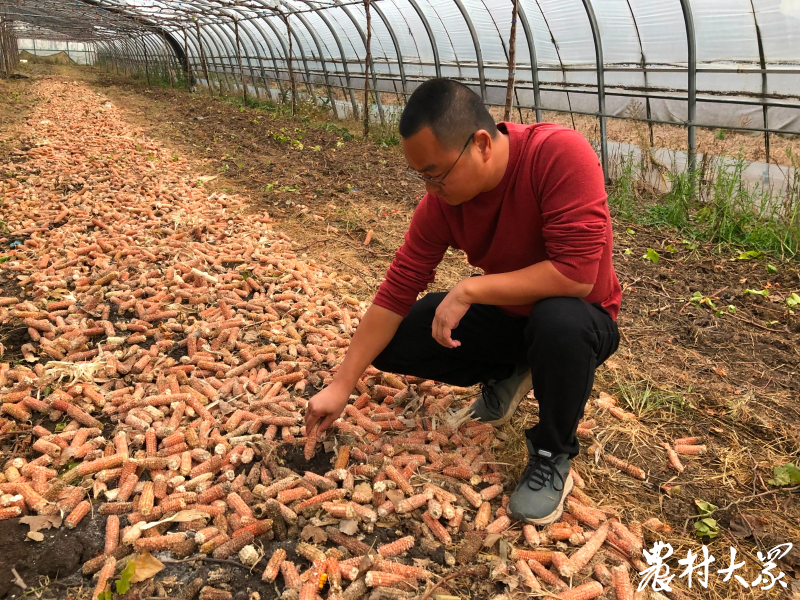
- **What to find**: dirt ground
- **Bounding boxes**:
[510,108,798,169]
[1,65,799,600]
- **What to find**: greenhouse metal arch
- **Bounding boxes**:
[3,0,800,176]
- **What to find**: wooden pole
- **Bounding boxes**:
[234,17,247,104]
[142,38,151,85]
[283,13,296,117]
[161,31,174,88]
[363,0,372,138]
[0,23,7,78]
[196,21,213,96]
[183,28,190,88]
[503,0,519,122]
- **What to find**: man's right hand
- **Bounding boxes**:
[304,384,350,437]
[302,304,403,438]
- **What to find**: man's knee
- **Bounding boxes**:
[411,292,444,318]
[524,297,593,348]
[373,292,446,374]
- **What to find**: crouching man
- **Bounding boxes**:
[305,78,621,525]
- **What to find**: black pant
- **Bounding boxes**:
[372,294,620,458]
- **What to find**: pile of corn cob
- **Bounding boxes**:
[0,79,675,600]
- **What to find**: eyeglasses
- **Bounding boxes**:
[405,132,475,187]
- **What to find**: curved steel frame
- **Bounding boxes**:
[580,0,608,180]
[748,0,770,165]
[678,0,697,174]
[516,1,541,123]
[451,0,485,102]
[24,0,800,177]
[303,6,359,116]
[406,0,441,79]
[370,1,407,98]
[282,2,339,116]
[622,0,652,145]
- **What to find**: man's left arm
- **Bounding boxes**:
[455,259,592,306]
[431,261,591,347]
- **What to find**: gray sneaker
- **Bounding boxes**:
[469,364,532,427]
[507,440,574,525]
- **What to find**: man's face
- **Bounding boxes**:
[401,127,483,206]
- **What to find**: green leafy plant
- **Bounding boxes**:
[643,248,660,264]
[736,250,763,260]
[715,305,736,317]
[0,255,11,264]
[693,499,720,540]
[744,288,770,297]
[786,293,800,308]
[98,561,136,600]
[767,463,800,487]
[690,291,717,310]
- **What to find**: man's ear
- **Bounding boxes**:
[473,129,494,162]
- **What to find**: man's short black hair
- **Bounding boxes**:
[399,78,497,149]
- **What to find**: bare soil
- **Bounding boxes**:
[0,517,104,599]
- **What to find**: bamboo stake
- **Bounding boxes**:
[161,31,174,88]
[234,17,247,105]
[183,28,191,89]
[142,38,151,85]
[196,21,214,96]
[283,13,296,117]
[363,0,372,138]
[503,0,519,122]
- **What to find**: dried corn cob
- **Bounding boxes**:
[263,548,287,582]
[212,531,254,559]
[516,559,542,591]
[65,500,91,528]
[673,443,707,455]
[556,581,604,600]
[523,524,541,547]
[280,560,302,590]
[485,515,511,534]
[421,511,451,546]
[528,559,568,591]
[603,454,646,480]
[105,515,120,553]
[557,521,609,578]
[376,535,414,558]
[459,484,483,508]
[92,556,117,600]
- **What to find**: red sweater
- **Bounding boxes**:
[373,122,621,321]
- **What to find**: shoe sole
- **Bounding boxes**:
[483,371,533,428]
[510,474,574,526]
